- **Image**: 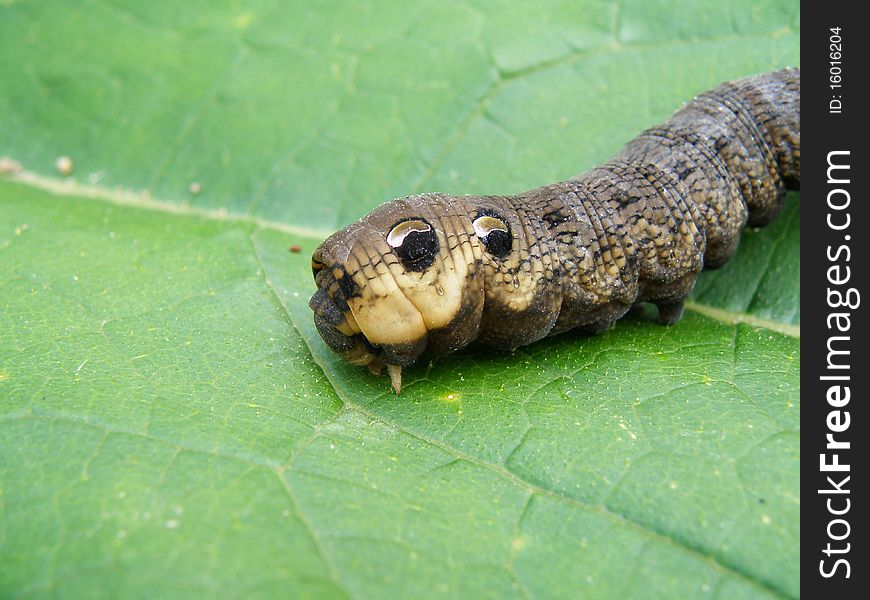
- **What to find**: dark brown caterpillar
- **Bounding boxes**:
[309,69,800,393]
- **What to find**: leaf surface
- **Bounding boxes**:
[1,1,799,598]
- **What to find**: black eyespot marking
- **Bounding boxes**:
[473,210,512,258]
[387,218,439,271]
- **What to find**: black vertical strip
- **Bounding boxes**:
[803,5,869,597]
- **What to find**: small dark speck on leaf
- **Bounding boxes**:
[289,245,302,253]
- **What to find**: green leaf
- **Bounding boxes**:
[1,1,798,599]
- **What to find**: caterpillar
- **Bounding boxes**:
[309,68,800,393]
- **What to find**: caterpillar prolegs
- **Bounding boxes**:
[309,68,800,393]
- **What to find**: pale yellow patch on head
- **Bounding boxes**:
[398,259,465,331]
[344,255,426,346]
[381,224,468,333]
[348,291,426,346]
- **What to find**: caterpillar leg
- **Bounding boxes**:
[655,299,686,325]
[580,318,618,335]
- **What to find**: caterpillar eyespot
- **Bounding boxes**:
[308,68,800,394]
[386,218,439,271]
[472,213,512,257]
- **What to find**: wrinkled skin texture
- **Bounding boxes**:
[309,69,800,392]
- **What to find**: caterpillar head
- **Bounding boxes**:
[309,193,519,393]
